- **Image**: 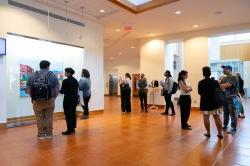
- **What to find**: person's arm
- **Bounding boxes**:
[198,82,203,95]
[136,80,139,89]
[220,83,232,90]
[26,76,32,95]
[160,80,165,87]
[220,76,237,90]
[26,73,34,96]
[79,79,83,91]
[60,80,66,94]
[79,78,86,91]
[53,76,60,98]
[145,80,149,89]
[168,78,174,93]
[179,80,192,92]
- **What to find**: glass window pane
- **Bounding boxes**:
[219,35,235,43]
[235,33,250,41]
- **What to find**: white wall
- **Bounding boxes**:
[0,0,104,123]
[140,39,165,82]
[183,37,209,106]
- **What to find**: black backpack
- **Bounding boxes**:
[31,71,52,100]
[171,82,178,94]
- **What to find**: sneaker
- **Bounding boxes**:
[45,134,53,139]
[80,116,89,119]
[37,134,45,140]
[227,128,237,134]
[62,131,72,135]
[161,112,168,115]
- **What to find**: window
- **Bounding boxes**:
[235,33,250,41]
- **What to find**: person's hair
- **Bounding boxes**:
[178,70,188,82]
[81,69,90,78]
[202,66,211,78]
[125,73,131,80]
[164,70,172,77]
[65,68,75,76]
[39,60,50,69]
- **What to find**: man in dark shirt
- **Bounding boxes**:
[220,65,238,134]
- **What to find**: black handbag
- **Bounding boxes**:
[214,88,227,106]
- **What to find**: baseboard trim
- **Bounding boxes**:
[0,123,6,130]
[191,107,200,111]
[5,109,104,129]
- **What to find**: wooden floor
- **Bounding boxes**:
[0,96,250,166]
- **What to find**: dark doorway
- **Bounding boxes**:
[109,74,118,96]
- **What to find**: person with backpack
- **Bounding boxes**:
[178,70,192,130]
[136,73,148,112]
[60,68,79,135]
[198,67,223,139]
[160,70,176,116]
[26,60,60,140]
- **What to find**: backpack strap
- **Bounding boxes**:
[45,71,53,85]
[32,71,39,85]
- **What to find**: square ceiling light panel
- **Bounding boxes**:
[127,0,152,6]
[109,0,179,14]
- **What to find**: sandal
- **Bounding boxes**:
[204,133,211,137]
[217,134,223,139]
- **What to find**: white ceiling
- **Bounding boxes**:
[35,0,250,62]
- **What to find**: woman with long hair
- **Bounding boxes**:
[178,70,192,130]
[120,73,132,113]
[79,69,91,119]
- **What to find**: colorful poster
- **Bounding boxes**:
[19,64,64,97]
[51,70,64,86]
[20,64,34,97]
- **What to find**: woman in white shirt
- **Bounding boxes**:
[119,73,132,113]
[178,70,192,130]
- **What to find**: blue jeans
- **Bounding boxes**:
[223,97,237,129]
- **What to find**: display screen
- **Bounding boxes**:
[0,38,6,55]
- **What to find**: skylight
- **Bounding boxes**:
[127,0,152,6]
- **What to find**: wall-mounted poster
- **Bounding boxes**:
[20,64,34,97]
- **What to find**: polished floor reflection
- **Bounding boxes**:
[0,96,249,166]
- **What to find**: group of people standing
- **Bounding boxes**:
[27,60,245,140]
[27,60,91,139]
[120,65,246,138]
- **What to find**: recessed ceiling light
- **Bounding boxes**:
[215,11,223,15]
[110,57,114,60]
[193,24,199,28]
[100,9,105,13]
[175,11,182,15]
[118,52,122,55]
[130,46,135,49]
[116,29,121,32]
